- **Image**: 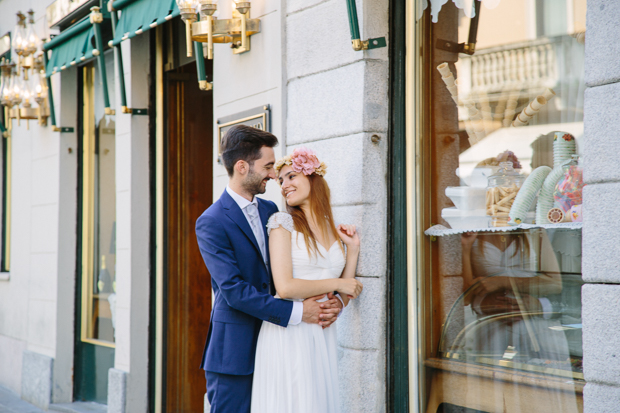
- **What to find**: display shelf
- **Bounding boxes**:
[425,222,582,237]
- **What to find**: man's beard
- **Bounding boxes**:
[242,168,267,195]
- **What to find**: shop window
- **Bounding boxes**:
[78,63,116,346]
[418,1,586,412]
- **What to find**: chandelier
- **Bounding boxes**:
[0,10,50,131]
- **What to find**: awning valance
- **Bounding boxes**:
[45,25,96,77]
[110,0,179,47]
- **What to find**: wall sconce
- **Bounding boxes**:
[0,10,50,131]
[176,0,260,59]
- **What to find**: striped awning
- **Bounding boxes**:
[44,17,98,77]
[110,0,179,47]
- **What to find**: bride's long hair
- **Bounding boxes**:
[286,174,344,257]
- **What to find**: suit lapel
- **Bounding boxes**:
[221,190,267,269]
[257,199,272,264]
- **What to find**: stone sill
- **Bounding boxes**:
[0,272,9,281]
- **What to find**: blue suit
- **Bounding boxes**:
[196,189,294,412]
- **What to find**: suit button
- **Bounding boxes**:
[262,283,268,289]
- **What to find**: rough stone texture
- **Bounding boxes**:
[286,0,361,79]
[287,61,389,144]
[287,0,329,14]
[337,277,385,350]
[584,382,620,413]
[337,348,385,413]
[584,0,620,87]
[582,183,620,283]
[583,83,620,184]
[21,350,53,410]
[582,284,620,385]
[331,204,386,278]
[107,369,127,413]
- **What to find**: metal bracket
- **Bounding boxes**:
[131,108,148,115]
[52,126,75,133]
[352,37,387,51]
[436,39,476,55]
[435,0,480,55]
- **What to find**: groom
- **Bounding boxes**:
[196,125,344,412]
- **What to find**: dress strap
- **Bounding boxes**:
[267,212,295,235]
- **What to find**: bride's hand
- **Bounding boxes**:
[337,224,360,248]
[336,278,363,299]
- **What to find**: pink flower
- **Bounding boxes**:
[290,147,321,175]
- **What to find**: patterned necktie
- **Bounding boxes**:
[245,203,267,262]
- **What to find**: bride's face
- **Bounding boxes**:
[278,165,311,207]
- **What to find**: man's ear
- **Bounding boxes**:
[235,160,248,176]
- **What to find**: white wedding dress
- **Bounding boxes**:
[250,212,345,413]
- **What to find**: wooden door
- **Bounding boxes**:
[164,62,213,412]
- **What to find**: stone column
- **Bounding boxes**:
[582,1,620,411]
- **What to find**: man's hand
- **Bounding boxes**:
[319,292,343,329]
[301,293,343,327]
[302,294,326,325]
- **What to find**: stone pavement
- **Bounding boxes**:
[0,386,107,413]
[0,386,44,413]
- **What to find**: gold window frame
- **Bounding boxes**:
[80,64,115,349]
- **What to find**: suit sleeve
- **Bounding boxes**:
[196,212,293,327]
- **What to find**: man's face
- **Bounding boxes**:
[241,146,276,196]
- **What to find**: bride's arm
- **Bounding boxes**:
[337,224,360,307]
[269,227,362,300]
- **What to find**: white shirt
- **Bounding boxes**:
[226,186,304,325]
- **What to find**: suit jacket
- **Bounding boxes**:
[196,189,294,375]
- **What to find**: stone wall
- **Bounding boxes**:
[582,1,620,412]
[285,0,389,411]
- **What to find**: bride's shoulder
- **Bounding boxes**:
[267,212,295,235]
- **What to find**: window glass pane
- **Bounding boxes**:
[82,56,116,344]
[422,1,586,412]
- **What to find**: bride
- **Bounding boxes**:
[250,148,363,413]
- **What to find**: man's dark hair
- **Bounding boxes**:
[221,125,278,177]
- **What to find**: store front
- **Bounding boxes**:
[394,0,588,411]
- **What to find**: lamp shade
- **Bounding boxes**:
[13,12,27,56]
[24,11,40,57]
[175,0,199,11]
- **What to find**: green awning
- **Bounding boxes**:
[110,0,179,46]
[46,26,96,77]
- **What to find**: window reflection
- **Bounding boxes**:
[81,62,116,345]
[422,1,586,412]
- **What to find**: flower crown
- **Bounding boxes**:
[275,147,327,177]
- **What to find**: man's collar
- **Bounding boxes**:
[226,185,257,210]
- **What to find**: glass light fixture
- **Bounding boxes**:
[34,69,47,125]
[24,10,40,57]
[0,60,15,107]
[199,0,218,59]
[12,12,27,57]
[176,0,199,57]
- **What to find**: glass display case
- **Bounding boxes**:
[413,1,588,411]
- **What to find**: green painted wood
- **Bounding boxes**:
[111,10,128,109]
[1,124,8,272]
[346,0,361,40]
[92,22,111,109]
[74,342,115,403]
[194,42,207,83]
[42,51,57,128]
[388,0,409,411]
